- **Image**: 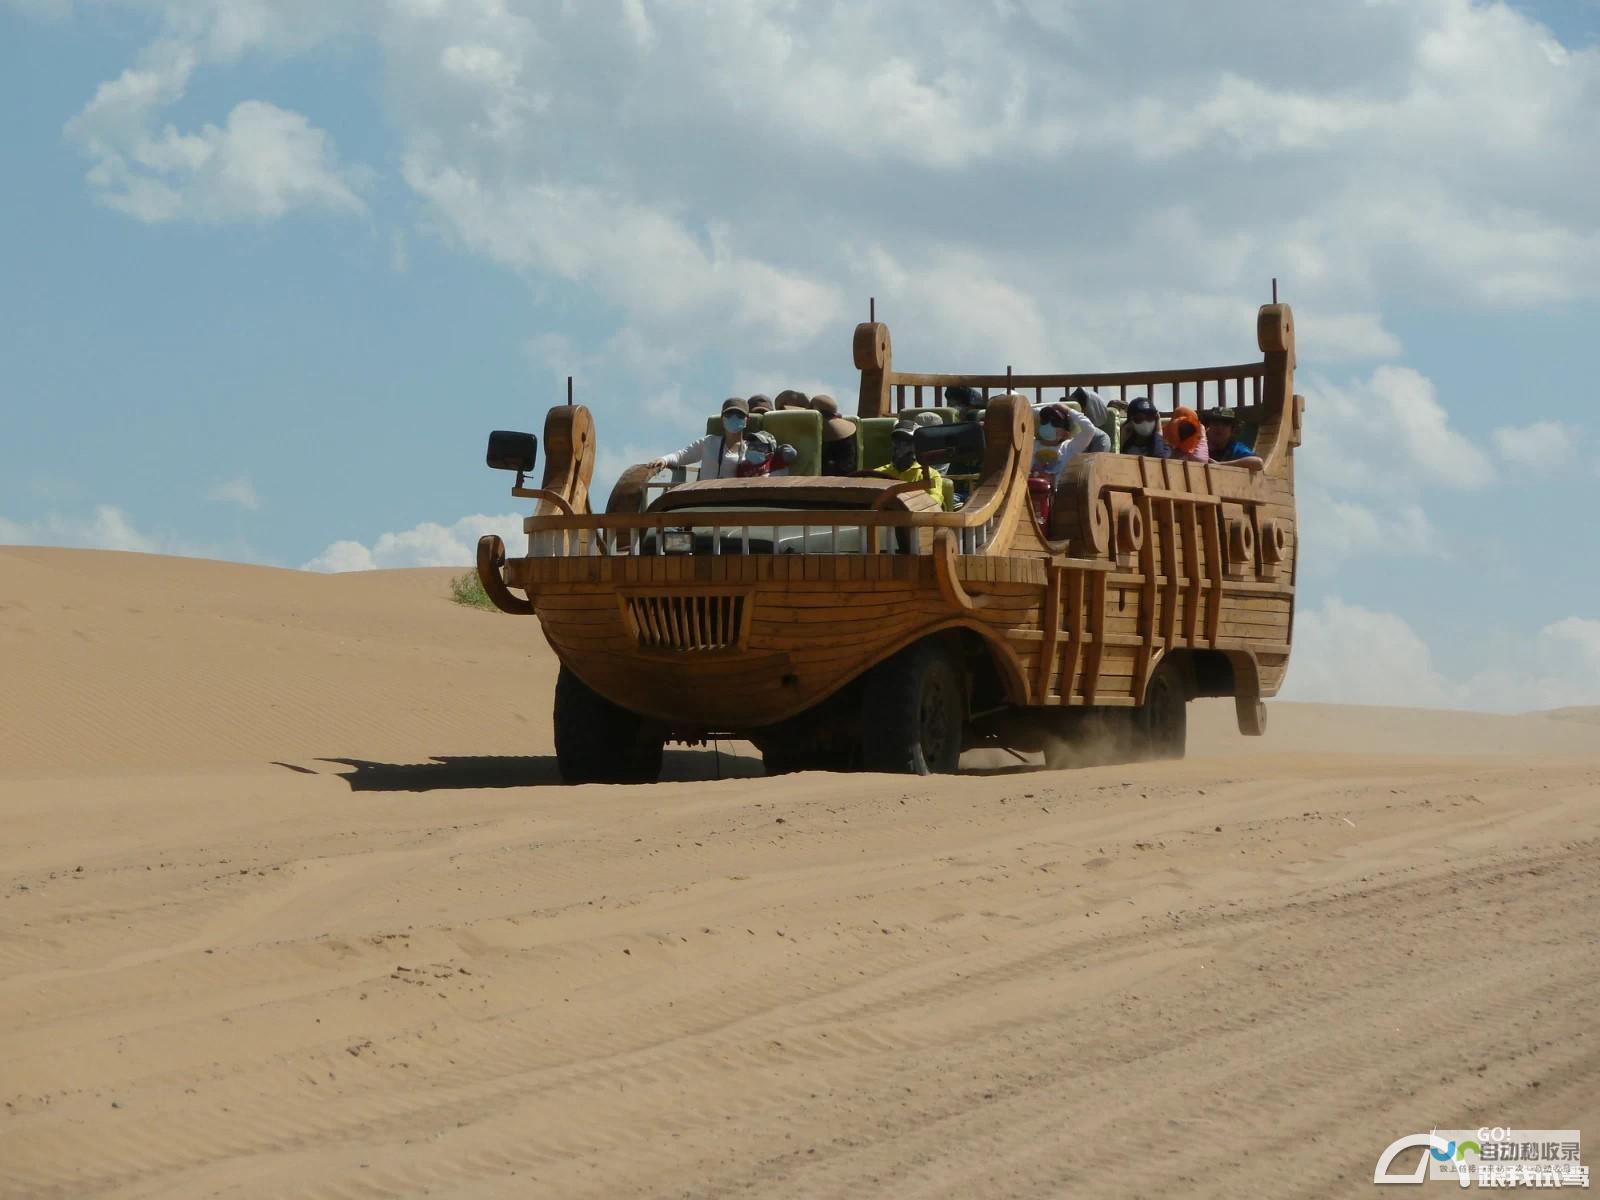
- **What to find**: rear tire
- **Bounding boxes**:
[553,665,664,784]
[1132,660,1187,761]
[861,642,964,775]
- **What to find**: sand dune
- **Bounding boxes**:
[2,547,1597,1198]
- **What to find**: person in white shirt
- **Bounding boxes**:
[647,397,751,482]
[1031,403,1099,481]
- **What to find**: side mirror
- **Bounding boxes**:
[486,430,538,473]
[913,421,984,466]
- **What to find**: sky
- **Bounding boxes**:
[2,0,1598,713]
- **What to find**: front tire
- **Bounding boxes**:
[553,665,664,784]
[861,642,964,775]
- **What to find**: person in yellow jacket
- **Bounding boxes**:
[873,419,953,511]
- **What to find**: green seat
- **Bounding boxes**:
[857,416,899,471]
[759,409,822,476]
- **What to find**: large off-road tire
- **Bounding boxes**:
[553,665,664,784]
[860,642,964,775]
[1131,659,1187,761]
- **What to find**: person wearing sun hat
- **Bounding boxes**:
[774,389,810,410]
[812,393,860,476]
[746,393,774,416]
[872,418,952,510]
[647,396,751,481]
[1201,407,1264,472]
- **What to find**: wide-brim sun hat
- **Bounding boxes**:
[822,416,855,443]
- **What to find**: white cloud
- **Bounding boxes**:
[1299,366,1493,495]
[0,504,240,559]
[63,19,368,224]
[1492,420,1576,468]
[70,92,368,223]
[301,513,526,572]
[208,475,261,511]
[1286,597,1450,709]
[403,161,842,353]
[1298,489,1439,564]
[1285,598,1600,713]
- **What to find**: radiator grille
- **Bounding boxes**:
[624,593,747,652]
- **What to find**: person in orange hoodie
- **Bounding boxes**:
[1163,406,1211,463]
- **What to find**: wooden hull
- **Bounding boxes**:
[510,528,1293,732]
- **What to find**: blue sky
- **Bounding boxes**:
[2,0,1597,711]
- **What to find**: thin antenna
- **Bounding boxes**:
[567,375,573,405]
[1271,277,1278,304]
[870,296,876,323]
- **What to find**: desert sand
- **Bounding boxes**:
[2,545,1596,1198]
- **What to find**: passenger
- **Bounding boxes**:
[874,418,952,510]
[1032,403,1099,481]
[646,396,750,481]
[747,393,774,416]
[1117,396,1171,458]
[940,386,986,503]
[944,384,985,423]
[1067,387,1115,453]
[1201,408,1264,472]
[735,430,793,477]
[813,394,860,476]
[1163,405,1210,463]
[774,389,810,410]
[912,410,945,427]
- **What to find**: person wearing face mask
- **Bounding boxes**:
[1163,405,1211,463]
[646,397,751,481]
[873,419,952,510]
[736,429,777,477]
[1031,403,1100,481]
[1117,396,1172,459]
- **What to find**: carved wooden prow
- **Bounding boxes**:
[539,405,596,517]
[1252,303,1302,477]
[854,321,893,418]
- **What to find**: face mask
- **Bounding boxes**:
[745,449,769,466]
[1038,425,1062,443]
[723,413,746,434]
[1131,419,1156,437]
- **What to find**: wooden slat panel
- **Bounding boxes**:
[1081,570,1108,703]
[1179,500,1202,643]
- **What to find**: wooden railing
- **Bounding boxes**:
[887,364,1267,416]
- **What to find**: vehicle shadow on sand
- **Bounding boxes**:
[297,749,764,793]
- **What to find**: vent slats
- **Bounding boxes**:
[626,594,745,651]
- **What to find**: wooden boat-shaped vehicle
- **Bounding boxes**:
[476,302,1304,781]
